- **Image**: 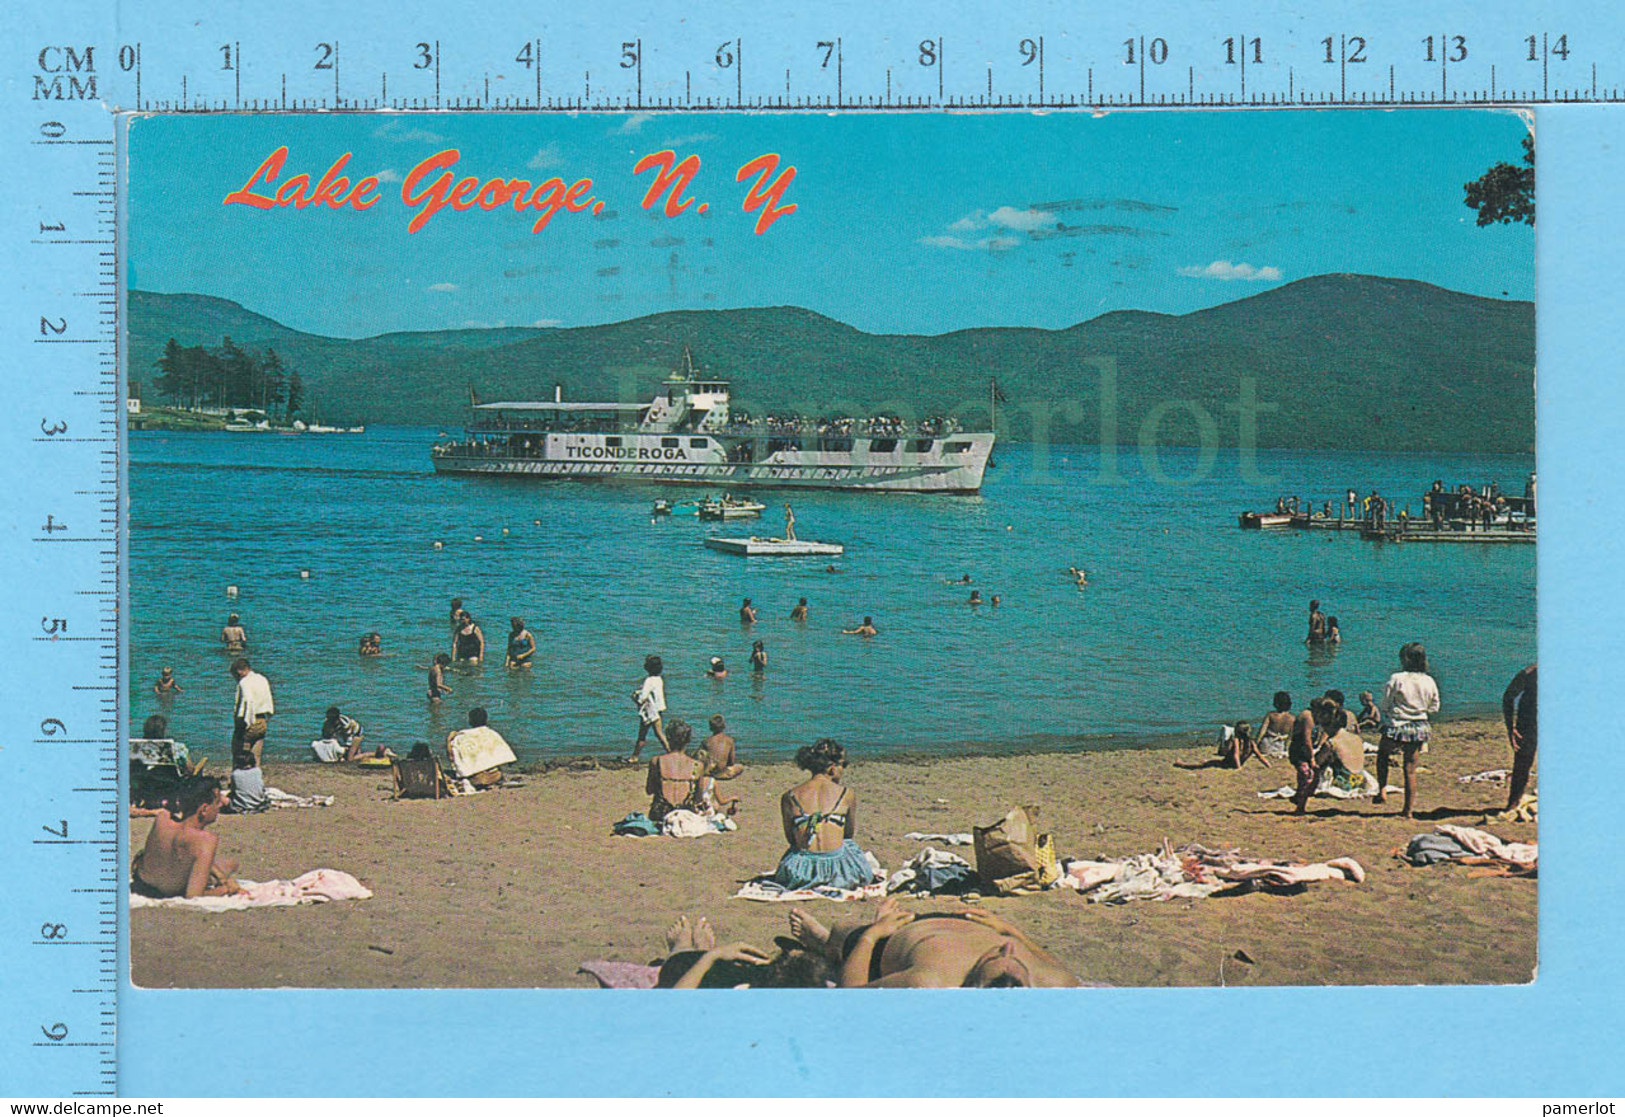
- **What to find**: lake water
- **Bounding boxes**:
[129,429,1535,762]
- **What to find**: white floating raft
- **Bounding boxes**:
[704,536,845,557]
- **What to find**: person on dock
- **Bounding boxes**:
[843,616,879,637]
[505,616,535,669]
[132,775,239,899]
[153,666,183,697]
[750,640,768,674]
[1501,663,1538,814]
[427,653,453,703]
[739,598,758,625]
[453,613,485,664]
[1306,600,1327,644]
[790,597,809,622]
[220,613,247,653]
[1347,488,1358,518]
[1374,642,1441,818]
[787,899,1083,988]
[629,654,669,762]
[784,503,797,542]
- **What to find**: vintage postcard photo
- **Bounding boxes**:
[124,109,1535,989]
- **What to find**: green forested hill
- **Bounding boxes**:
[127,274,1535,451]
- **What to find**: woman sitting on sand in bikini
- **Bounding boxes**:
[772,739,878,891]
[646,719,705,823]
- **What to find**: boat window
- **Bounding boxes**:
[911,438,935,453]
[819,437,854,452]
[690,437,708,448]
[661,437,680,448]
[605,436,622,448]
[869,438,898,454]
[945,441,972,453]
[767,437,802,455]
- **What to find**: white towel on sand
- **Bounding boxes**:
[130,869,371,911]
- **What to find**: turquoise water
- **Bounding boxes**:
[129,429,1535,761]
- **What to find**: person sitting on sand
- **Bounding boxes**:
[1356,691,1382,733]
[700,714,743,780]
[707,656,728,680]
[1374,641,1441,818]
[505,616,535,669]
[773,739,876,891]
[153,666,182,697]
[842,616,879,637]
[790,597,809,623]
[696,751,743,817]
[427,653,453,703]
[358,632,382,657]
[132,775,240,899]
[320,705,375,762]
[1258,691,1294,758]
[739,598,758,625]
[452,613,485,664]
[220,613,247,653]
[787,898,1084,988]
[1317,712,1368,792]
[646,719,704,823]
[750,640,768,674]
[654,915,831,989]
[1219,721,1268,769]
[445,707,516,788]
[629,655,670,762]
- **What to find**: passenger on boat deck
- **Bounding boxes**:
[843,616,879,637]
[787,898,1084,988]
[132,775,239,899]
[220,613,247,652]
[427,653,453,703]
[750,640,767,673]
[773,738,876,891]
[739,598,758,624]
[1258,691,1295,759]
[707,657,728,680]
[452,613,485,663]
[646,719,704,823]
[359,632,382,657]
[790,597,809,622]
[153,666,183,696]
[968,590,982,605]
[628,655,669,762]
[505,616,535,669]
[1306,599,1327,644]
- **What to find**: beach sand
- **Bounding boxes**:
[130,717,1535,988]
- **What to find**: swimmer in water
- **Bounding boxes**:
[448,598,465,631]
[739,598,758,625]
[750,640,767,673]
[427,653,453,703]
[358,632,382,657]
[842,616,879,637]
[153,667,183,696]
[453,613,485,664]
[220,613,247,652]
[968,590,982,605]
[991,595,1001,607]
[1066,567,1088,587]
[790,597,809,622]
[505,616,535,669]
[707,656,728,680]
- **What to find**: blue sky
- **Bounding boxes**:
[127,109,1533,337]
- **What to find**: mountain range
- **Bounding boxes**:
[127,274,1534,452]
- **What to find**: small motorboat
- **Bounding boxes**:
[704,536,844,557]
[1239,511,1294,529]
[653,498,701,517]
[698,495,766,520]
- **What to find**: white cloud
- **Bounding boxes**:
[527,143,562,170]
[1177,260,1283,281]
[948,212,985,232]
[372,119,446,144]
[611,112,653,135]
[374,168,401,183]
[987,205,1056,233]
[427,282,459,292]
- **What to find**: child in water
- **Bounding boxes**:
[427,653,453,702]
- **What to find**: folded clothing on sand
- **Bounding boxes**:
[611,810,735,837]
[310,739,345,763]
[1060,841,1365,903]
[1404,825,1536,868]
[1458,768,1511,784]
[129,868,371,911]
[886,847,978,895]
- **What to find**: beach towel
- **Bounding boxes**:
[578,961,661,989]
[886,848,978,895]
[445,725,517,778]
[1436,824,1537,866]
[661,809,737,838]
[1458,768,1511,784]
[733,878,888,903]
[265,786,334,809]
[1257,769,1394,801]
[310,738,346,763]
[129,869,371,911]
[1060,842,1364,903]
[903,831,975,846]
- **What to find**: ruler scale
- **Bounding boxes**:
[0,3,1608,1098]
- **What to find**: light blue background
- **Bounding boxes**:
[2,0,1622,1098]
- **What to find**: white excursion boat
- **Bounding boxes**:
[430,350,994,493]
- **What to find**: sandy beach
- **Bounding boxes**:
[130,717,1535,989]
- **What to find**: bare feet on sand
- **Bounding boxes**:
[665,915,693,952]
[694,916,716,951]
[788,907,832,956]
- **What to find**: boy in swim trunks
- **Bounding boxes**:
[132,775,239,899]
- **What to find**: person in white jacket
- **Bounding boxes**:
[1373,642,1441,818]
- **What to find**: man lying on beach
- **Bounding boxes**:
[788,899,1084,988]
[132,775,240,899]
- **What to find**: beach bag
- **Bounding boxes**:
[392,756,447,800]
[974,805,1056,894]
